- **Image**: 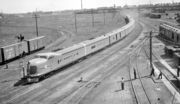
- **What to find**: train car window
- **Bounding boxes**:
[40,56,47,59]
[91,45,96,49]
[48,56,54,60]
[58,60,61,64]
[29,66,37,74]
[64,55,72,60]
[35,55,47,59]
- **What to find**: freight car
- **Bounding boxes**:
[23,16,135,82]
[149,13,161,19]
[159,23,180,44]
[0,36,45,64]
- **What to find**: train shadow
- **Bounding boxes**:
[171,79,180,89]
[14,78,30,86]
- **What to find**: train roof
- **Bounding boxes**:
[1,41,25,48]
[28,36,45,41]
[160,23,180,34]
[36,52,59,57]
[55,43,84,54]
[81,35,108,45]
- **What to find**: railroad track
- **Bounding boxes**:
[57,32,148,104]
[142,40,180,101]
[128,37,153,104]
[0,22,142,104]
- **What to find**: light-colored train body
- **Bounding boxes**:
[25,16,135,82]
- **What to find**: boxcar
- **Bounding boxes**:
[27,36,45,53]
[159,23,180,43]
[1,41,28,62]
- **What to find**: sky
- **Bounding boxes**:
[0,0,180,13]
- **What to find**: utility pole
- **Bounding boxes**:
[103,9,106,25]
[81,0,83,9]
[149,31,152,70]
[91,9,94,27]
[0,17,1,35]
[33,12,40,37]
[149,0,152,5]
[74,12,77,33]
[0,12,3,35]
[33,11,40,48]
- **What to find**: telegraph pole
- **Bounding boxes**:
[103,9,106,25]
[91,9,94,27]
[81,0,83,9]
[0,17,1,35]
[33,12,40,37]
[74,12,77,33]
[33,11,40,48]
[0,12,3,35]
[149,31,152,70]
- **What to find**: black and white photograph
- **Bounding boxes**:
[0,0,180,104]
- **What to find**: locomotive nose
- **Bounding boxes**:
[29,58,47,65]
[26,58,47,76]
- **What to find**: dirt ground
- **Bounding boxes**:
[0,10,125,47]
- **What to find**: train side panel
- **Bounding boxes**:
[1,41,28,62]
[14,42,28,56]
[37,36,45,48]
[29,40,37,52]
[28,36,45,53]
[2,44,16,61]
[22,41,29,53]
[120,28,126,38]
[60,46,85,67]
[109,33,117,44]
[83,36,109,55]
[33,44,85,76]
[116,33,121,40]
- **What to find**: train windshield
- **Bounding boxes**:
[28,65,37,75]
[35,55,48,59]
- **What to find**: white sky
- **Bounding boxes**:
[0,0,180,13]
